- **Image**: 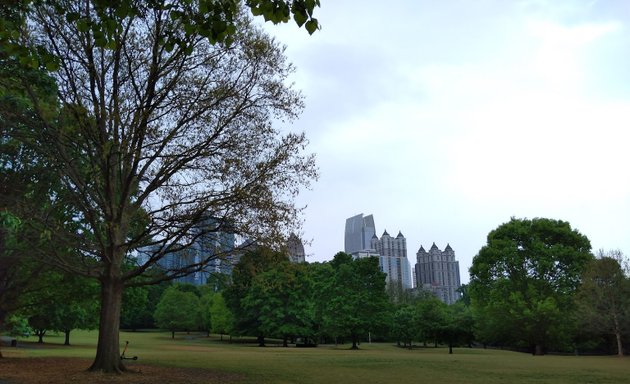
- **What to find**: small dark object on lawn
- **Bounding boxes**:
[120,341,138,361]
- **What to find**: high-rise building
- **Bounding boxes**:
[286,233,306,263]
[344,213,376,254]
[370,230,413,290]
[137,218,236,286]
[415,243,461,304]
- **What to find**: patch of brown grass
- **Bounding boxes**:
[0,357,244,384]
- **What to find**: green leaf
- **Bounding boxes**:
[293,12,307,27]
[66,12,80,23]
[76,19,89,32]
[305,19,318,35]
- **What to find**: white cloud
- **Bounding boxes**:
[266,1,630,281]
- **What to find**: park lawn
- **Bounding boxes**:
[3,330,630,384]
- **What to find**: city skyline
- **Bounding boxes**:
[262,1,630,283]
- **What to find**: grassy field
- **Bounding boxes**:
[3,331,630,384]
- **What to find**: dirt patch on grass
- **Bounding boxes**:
[0,357,244,384]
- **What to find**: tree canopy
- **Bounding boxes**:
[576,250,630,356]
[1,0,319,372]
[469,217,593,355]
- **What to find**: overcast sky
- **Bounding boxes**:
[263,0,630,283]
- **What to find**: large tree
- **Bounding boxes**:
[154,285,201,339]
[469,217,592,355]
[576,250,630,356]
[323,252,389,349]
[5,1,318,372]
[241,261,314,347]
[224,247,288,346]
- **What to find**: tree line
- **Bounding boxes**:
[7,218,627,358]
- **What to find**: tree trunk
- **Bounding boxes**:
[89,277,125,373]
[64,329,71,346]
[613,315,624,357]
[534,344,544,356]
[172,331,175,339]
[257,335,265,347]
[449,343,453,354]
[350,334,359,350]
[283,336,288,347]
[0,313,4,358]
[36,330,45,343]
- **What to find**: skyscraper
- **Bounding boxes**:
[344,213,376,254]
[286,233,306,263]
[371,230,413,290]
[415,243,461,304]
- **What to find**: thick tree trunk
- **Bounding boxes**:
[283,336,288,347]
[36,330,45,343]
[89,277,125,373]
[615,332,624,357]
[257,335,265,347]
[534,344,544,356]
[351,334,359,350]
[172,331,175,339]
[64,329,71,346]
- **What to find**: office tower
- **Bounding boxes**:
[370,230,413,290]
[344,213,376,254]
[415,243,461,304]
[286,233,306,263]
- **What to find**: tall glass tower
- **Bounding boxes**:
[344,213,376,254]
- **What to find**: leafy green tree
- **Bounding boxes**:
[5,315,31,339]
[415,296,447,347]
[199,289,215,336]
[1,0,320,69]
[323,252,389,349]
[576,250,630,356]
[224,247,288,346]
[23,272,98,345]
[121,279,171,330]
[154,286,200,339]
[439,302,475,354]
[306,261,334,343]
[391,305,416,349]
[242,262,314,346]
[209,293,234,340]
[4,0,319,372]
[0,62,69,357]
[469,217,593,355]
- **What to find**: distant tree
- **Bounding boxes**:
[323,253,389,349]
[391,305,416,349]
[242,262,314,346]
[209,293,234,340]
[576,250,630,357]
[439,302,475,354]
[22,272,98,345]
[469,217,593,355]
[154,286,200,339]
[5,315,31,339]
[415,296,447,347]
[199,289,215,336]
[224,247,288,346]
[121,279,172,330]
[307,262,334,343]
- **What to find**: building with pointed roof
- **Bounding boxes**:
[370,229,413,290]
[286,233,306,263]
[415,243,461,304]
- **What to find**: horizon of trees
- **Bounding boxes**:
[5,232,629,357]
